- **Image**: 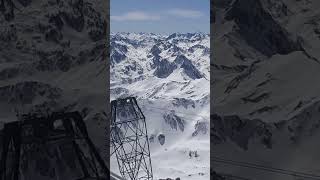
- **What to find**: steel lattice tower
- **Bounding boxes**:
[0,111,109,180]
[110,97,153,180]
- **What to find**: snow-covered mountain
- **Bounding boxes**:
[0,0,109,178]
[110,32,210,180]
[212,0,320,179]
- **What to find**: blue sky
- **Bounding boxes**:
[111,0,210,34]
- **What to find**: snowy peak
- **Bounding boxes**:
[152,54,203,79]
[173,55,203,79]
[110,32,209,83]
[110,41,127,64]
[166,32,208,41]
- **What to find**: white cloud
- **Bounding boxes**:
[111,9,204,22]
[111,11,161,21]
[167,9,204,18]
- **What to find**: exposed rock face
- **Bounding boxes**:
[174,55,203,79]
[211,63,248,73]
[60,0,85,32]
[211,114,272,150]
[188,44,208,54]
[212,100,320,150]
[163,111,185,132]
[110,41,127,65]
[280,100,320,143]
[192,120,208,137]
[225,0,300,57]
[158,133,165,145]
[172,98,195,109]
[150,45,161,56]
[149,134,155,143]
[154,59,177,78]
[260,0,291,19]
[224,61,259,94]
[153,55,203,79]
[159,178,180,180]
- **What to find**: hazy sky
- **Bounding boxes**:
[111,0,210,34]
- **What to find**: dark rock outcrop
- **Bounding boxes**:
[192,120,208,136]
[163,111,185,132]
[158,133,165,145]
[211,113,273,150]
[172,98,195,109]
[225,0,300,57]
[110,42,127,64]
[150,45,161,56]
[154,59,177,78]
[174,55,203,79]
[60,0,85,32]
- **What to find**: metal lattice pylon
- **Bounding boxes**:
[110,97,153,180]
[0,111,109,180]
